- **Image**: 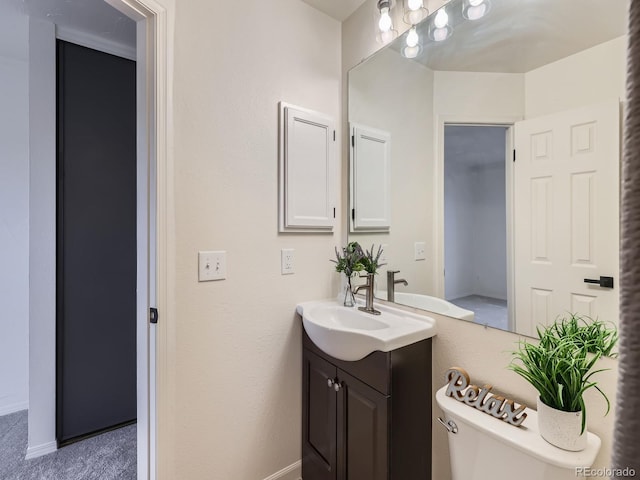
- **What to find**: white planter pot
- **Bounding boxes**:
[537,397,587,451]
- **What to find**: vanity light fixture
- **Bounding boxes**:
[403,0,428,25]
[376,0,398,44]
[402,26,422,58]
[462,0,491,20]
[429,6,452,42]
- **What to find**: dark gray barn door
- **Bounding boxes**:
[57,40,137,445]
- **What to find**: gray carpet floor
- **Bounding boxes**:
[0,410,136,480]
[451,294,509,330]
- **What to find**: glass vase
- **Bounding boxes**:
[343,277,356,307]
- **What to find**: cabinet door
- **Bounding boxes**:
[279,103,337,232]
[350,123,391,232]
[337,370,389,480]
[303,350,338,480]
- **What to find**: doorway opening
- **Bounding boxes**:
[7,0,166,478]
[443,124,511,330]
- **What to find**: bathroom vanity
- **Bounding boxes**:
[302,330,432,480]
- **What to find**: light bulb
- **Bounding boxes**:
[379,7,392,32]
[466,4,487,20]
[432,27,448,42]
[379,29,396,43]
[463,0,489,20]
[406,27,419,47]
[407,0,422,11]
[434,8,448,28]
[403,45,420,59]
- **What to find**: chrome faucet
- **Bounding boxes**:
[387,270,408,303]
[353,273,381,315]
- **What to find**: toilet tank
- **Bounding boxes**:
[435,386,601,480]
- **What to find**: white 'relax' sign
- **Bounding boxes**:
[445,367,528,427]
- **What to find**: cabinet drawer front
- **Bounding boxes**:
[337,370,390,480]
[303,331,390,394]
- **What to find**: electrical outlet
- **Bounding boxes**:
[414,242,426,261]
[198,251,226,281]
[281,248,295,275]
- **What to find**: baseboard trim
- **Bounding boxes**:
[25,441,57,460]
[0,401,28,417]
[263,460,301,480]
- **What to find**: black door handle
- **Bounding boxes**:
[584,276,614,288]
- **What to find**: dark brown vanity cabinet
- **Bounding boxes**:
[302,331,432,480]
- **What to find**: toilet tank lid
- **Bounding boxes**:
[435,386,602,469]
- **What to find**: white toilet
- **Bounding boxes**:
[435,386,602,480]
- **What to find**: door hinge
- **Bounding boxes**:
[351,208,355,221]
[333,130,336,141]
[150,307,158,324]
[351,135,355,148]
[513,149,516,162]
[333,207,336,218]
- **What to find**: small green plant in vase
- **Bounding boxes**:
[361,244,386,275]
[331,243,386,307]
[509,314,617,451]
[331,242,365,307]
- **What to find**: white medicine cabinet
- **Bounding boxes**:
[279,102,337,233]
[350,123,392,232]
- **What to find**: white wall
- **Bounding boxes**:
[525,36,627,118]
[27,17,57,458]
[349,48,434,295]
[444,157,507,301]
[434,70,525,119]
[0,1,29,417]
[164,1,342,478]
[471,161,507,300]
[343,2,620,478]
[443,157,476,300]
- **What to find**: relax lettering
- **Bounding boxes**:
[445,367,527,427]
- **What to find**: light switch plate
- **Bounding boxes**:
[199,251,226,281]
[281,248,295,275]
[414,242,426,261]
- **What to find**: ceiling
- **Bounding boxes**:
[301,0,368,21]
[25,0,135,49]
[390,0,628,73]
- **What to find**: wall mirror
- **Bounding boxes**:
[348,0,628,337]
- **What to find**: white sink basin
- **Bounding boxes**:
[296,299,438,361]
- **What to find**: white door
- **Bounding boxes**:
[514,100,620,337]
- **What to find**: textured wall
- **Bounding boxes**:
[0,0,29,417]
[167,1,341,478]
[525,36,627,118]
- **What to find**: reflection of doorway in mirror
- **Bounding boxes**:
[443,125,511,330]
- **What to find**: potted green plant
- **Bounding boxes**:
[331,242,365,307]
[509,314,617,451]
